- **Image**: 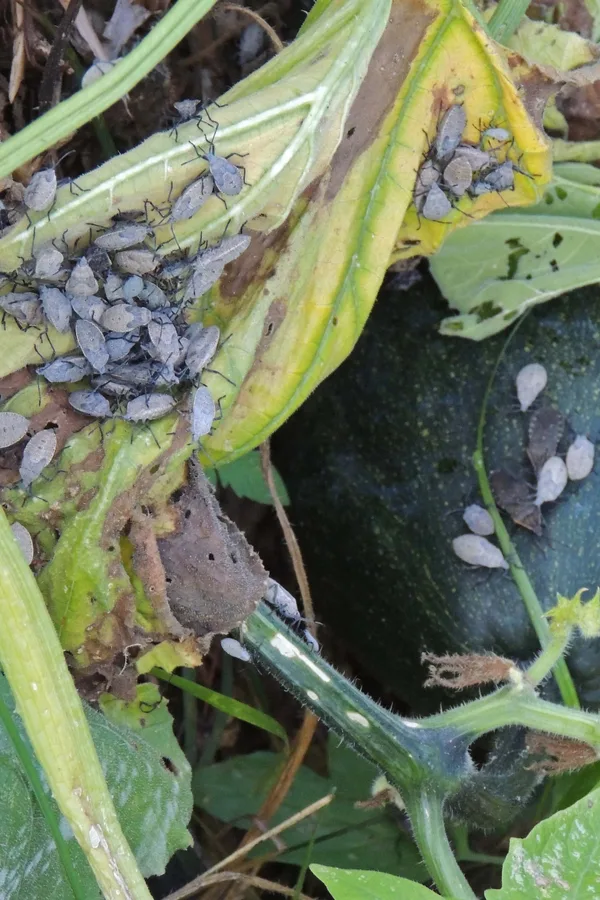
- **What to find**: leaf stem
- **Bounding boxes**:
[403,789,477,900]
[0,509,152,900]
[487,0,530,43]
[474,324,580,709]
[0,678,86,900]
[427,683,600,747]
[0,0,218,179]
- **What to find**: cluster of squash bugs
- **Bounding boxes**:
[414,103,520,222]
[0,102,255,563]
[452,362,596,570]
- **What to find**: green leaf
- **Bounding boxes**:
[207,451,290,505]
[151,667,288,745]
[192,733,424,879]
[311,865,443,899]
[507,17,597,70]
[431,163,600,339]
[486,786,600,899]
[0,678,192,898]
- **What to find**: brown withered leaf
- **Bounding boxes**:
[422,651,515,689]
[158,458,268,639]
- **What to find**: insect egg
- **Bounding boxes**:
[452,534,508,569]
[516,363,547,412]
[463,504,494,536]
[566,436,595,481]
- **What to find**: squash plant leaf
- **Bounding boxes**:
[311,865,446,900]
[0,677,191,898]
[431,162,600,339]
[486,785,600,899]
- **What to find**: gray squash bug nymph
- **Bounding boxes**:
[94,223,150,251]
[197,234,252,267]
[114,249,159,276]
[535,456,568,506]
[185,324,220,376]
[203,150,244,196]
[85,245,112,280]
[220,637,251,662]
[122,275,144,301]
[443,156,472,197]
[482,161,514,192]
[138,281,168,309]
[422,183,452,222]
[105,331,140,362]
[481,127,511,144]
[68,390,112,418]
[69,294,107,323]
[265,579,301,621]
[453,145,491,171]
[24,168,57,212]
[124,393,177,422]
[566,435,595,481]
[435,105,467,161]
[10,521,34,565]
[463,504,494,536]
[40,286,72,333]
[19,429,57,488]
[0,292,42,325]
[190,385,216,440]
[414,159,441,212]
[75,319,109,373]
[452,534,508,570]
[100,303,151,333]
[34,243,64,278]
[147,320,181,364]
[0,411,29,448]
[182,261,224,305]
[38,355,91,383]
[104,274,125,301]
[66,258,99,297]
[170,174,214,221]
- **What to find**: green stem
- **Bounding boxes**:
[0,681,86,900]
[0,0,218,179]
[526,631,572,688]
[181,667,198,766]
[474,325,579,709]
[487,0,530,42]
[403,789,477,900]
[0,509,152,900]
[427,683,600,747]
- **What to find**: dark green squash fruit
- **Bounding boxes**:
[274,276,600,711]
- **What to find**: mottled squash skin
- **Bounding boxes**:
[275,276,600,711]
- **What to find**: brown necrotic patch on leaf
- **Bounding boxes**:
[158,458,268,638]
[326,0,436,200]
[129,511,188,639]
[0,367,32,398]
